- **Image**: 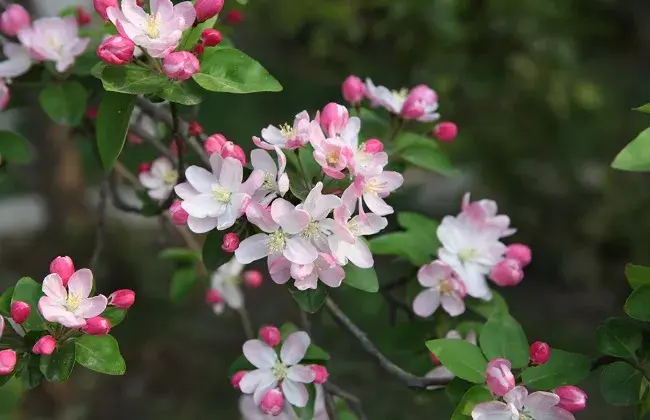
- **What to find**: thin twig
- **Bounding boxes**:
[130,122,177,164]
[324,383,368,420]
[237,308,254,339]
[324,297,451,389]
[89,176,109,271]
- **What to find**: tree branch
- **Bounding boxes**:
[324,383,368,420]
[89,176,109,271]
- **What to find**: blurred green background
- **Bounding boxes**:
[2,0,650,418]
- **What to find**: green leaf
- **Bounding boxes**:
[96,92,136,170]
[397,212,439,233]
[39,81,87,126]
[479,312,529,368]
[425,339,487,383]
[0,360,20,389]
[289,286,328,313]
[369,232,433,265]
[394,132,456,176]
[633,104,650,113]
[600,361,643,406]
[612,127,650,171]
[637,380,650,419]
[99,64,168,95]
[75,334,126,375]
[0,287,14,317]
[11,277,44,332]
[521,349,591,390]
[446,377,474,407]
[451,385,493,420]
[170,267,198,303]
[101,307,127,328]
[158,80,204,105]
[466,292,509,319]
[19,355,43,389]
[193,47,282,93]
[625,284,650,322]
[228,354,255,376]
[298,144,321,184]
[293,384,317,420]
[202,229,230,272]
[596,317,643,358]
[180,16,217,50]
[158,247,201,264]
[357,108,389,140]
[0,131,31,164]
[626,264,650,290]
[343,265,379,293]
[39,341,75,382]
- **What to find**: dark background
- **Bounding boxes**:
[1,0,650,418]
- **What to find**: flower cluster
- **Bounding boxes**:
[413,193,532,317]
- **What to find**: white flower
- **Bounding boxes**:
[18,17,89,73]
[437,215,506,300]
[364,78,408,115]
[175,155,255,234]
[240,332,316,408]
[210,258,244,314]
[107,0,196,58]
[345,165,403,217]
[472,386,575,420]
[413,260,466,318]
[140,157,178,201]
[425,330,476,389]
[0,43,31,79]
[250,147,290,206]
[253,111,315,150]
[295,182,341,251]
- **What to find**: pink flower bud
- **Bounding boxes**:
[192,43,205,56]
[260,388,284,416]
[489,258,524,287]
[163,52,200,81]
[76,6,92,26]
[201,29,222,47]
[81,316,111,336]
[108,289,136,309]
[50,256,75,287]
[85,107,98,119]
[225,9,243,25]
[204,133,227,155]
[221,232,240,252]
[220,141,246,165]
[231,370,247,389]
[363,139,384,154]
[188,121,203,137]
[320,102,349,137]
[32,336,56,356]
[93,0,119,21]
[429,352,441,365]
[485,358,515,397]
[169,201,189,225]
[97,35,135,66]
[10,301,30,324]
[505,243,532,267]
[554,386,588,412]
[0,5,30,37]
[401,84,437,120]
[243,270,263,288]
[259,325,281,347]
[194,0,224,22]
[529,341,550,365]
[342,75,365,105]
[205,289,223,304]
[310,365,329,384]
[138,162,152,174]
[433,122,458,143]
[0,349,16,375]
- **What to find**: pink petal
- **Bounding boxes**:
[282,379,309,407]
[235,234,270,264]
[38,297,85,328]
[243,339,277,369]
[284,237,318,265]
[280,331,310,366]
[412,289,440,318]
[441,295,465,317]
[287,365,316,383]
[268,254,291,285]
[172,1,196,30]
[42,273,66,302]
[67,269,93,299]
[317,264,344,288]
[74,295,108,318]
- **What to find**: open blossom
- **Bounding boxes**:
[250,148,289,206]
[176,155,258,233]
[0,43,31,80]
[401,85,439,122]
[348,164,403,217]
[426,330,476,387]
[365,78,408,114]
[310,115,360,179]
[38,269,108,328]
[460,193,516,238]
[210,258,244,314]
[413,260,466,317]
[107,0,196,58]
[472,386,575,420]
[239,331,316,408]
[253,111,314,150]
[269,252,345,291]
[18,17,90,73]
[139,157,178,200]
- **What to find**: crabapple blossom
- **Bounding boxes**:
[425,330,477,387]
[412,260,466,317]
[10,301,30,324]
[554,386,588,412]
[209,258,245,314]
[163,51,200,80]
[268,253,345,290]
[460,193,516,238]
[485,358,515,397]
[97,35,135,65]
[489,258,524,287]
[222,232,240,252]
[82,316,111,336]
[244,270,263,288]
[239,331,316,408]
[32,335,56,355]
[175,155,257,233]
[0,5,29,37]
[530,341,551,365]
[310,365,329,384]
[94,0,119,20]
[49,256,75,286]
[108,289,136,309]
[232,370,248,389]
[347,165,404,217]
[365,78,417,115]
[194,0,224,22]
[342,75,365,105]
[259,325,281,347]
[253,111,314,150]
[472,386,575,420]
[201,28,222,47]
[310,115,361,179]
[319,102,349,138]
[107,0,196,58]
[250,148,289,205]
[0,42,32,79]
[18,17,90,73]
[204,133,228,155]
[261,389,284,416]
[433,121,458,142]
[38,269,108,328]
[140,157,178,201]
[401,84,439,122]
[221,141,247,166]
[0,350,16,375]
[505,243,532,267]
[169,200,189,225]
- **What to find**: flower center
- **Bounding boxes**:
[211,185,232,203]
[262,172,276,190]
[163,170,178,185]
[364,177,387,194]
[267,231,287,254]
[326,151,340,166]
[302,221,321,241]
[272,360,288,380]
[392,88,409,101]
[280,123,297,140]
[144,15,161,38]
[65,293,82,311]
[438,279,455,296]
[458,248,476,262]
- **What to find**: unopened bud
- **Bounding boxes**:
[32,336,56,356]
[429,352,441,365]
[108,289,135,309]
[93,0,119,21]
[204,134,227,155]
[231,370,247,389]
[320,102,349,137]
[138,162,151,174]
[50,256,75,286]
[554,386,588,412]
[205,289,222,304]
[97,35,135,66]
[243,270,263,288]
[342,75,365,105]
[485,358,515,397]
[363,139,384,154]
[163,51,200,81]
[81,316,111,336]
[259,325,281,347]
[432,122,458,143]
[505,243,532,267]
[192,43,205,56]
[169,201,189,226]
[529,341,550,365]
[76,6,92,26]
[188,121,203,137]
[10,301,30,324]
[225,9,243,24]
[194,0,224,22]
[201,29,222,47]
[221,232,240,252]
[0,5,30,37]
[221,142,246,166]
[310,364,329,384]
[260,388,284,416]
[489,258,524,287]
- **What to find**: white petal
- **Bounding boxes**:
[222,283,244,310]
[185,165,216,194]
[67,269,93,299]
[235,234,270,264]
[186,216,219,234]
[243,339,278,369]
[74,295,108,318]
[220,157,244,192]
[239,369,270,394]
[42,274,66,303]
[280,331,310,366]
[182,194,223,218]
[345,240,374,268]
[174,182,199,200]
[282,379,309,407]
[471,402,516,420]
[287,365,316,383]
[284,237,318,265]
[412,289,440,318]
[251,149,277,174]
[441,295,465,317]
[253,375,278,406]
[363,193,393,216]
